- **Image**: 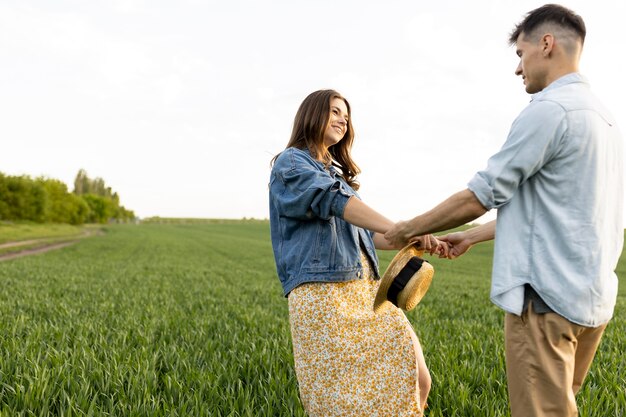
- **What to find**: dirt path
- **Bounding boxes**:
[0,229,101,262]
[0,241,79,261]
[0,239,47,250]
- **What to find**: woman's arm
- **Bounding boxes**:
[342,195,448,253]
[373,233,397,250]
[343,196,394,234]
[343,197,404,250]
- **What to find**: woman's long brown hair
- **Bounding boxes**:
[272,89,361,190]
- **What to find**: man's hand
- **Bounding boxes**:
[438,231,473,259]
[384,220,416,248]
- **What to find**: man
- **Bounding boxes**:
[385,4,623,416]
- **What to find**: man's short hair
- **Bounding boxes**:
[509,4,586,46]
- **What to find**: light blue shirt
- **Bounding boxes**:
[468,73,623,327]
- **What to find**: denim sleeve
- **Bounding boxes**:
[468,100,567,209]
[270,149,352,220]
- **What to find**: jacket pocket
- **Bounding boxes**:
[309,218,335,270]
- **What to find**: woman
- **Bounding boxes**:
[269,89,439,415]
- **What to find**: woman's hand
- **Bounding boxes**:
[410,234,450,257]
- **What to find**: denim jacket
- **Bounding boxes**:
[269,147,380,296]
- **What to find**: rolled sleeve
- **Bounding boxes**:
[468,172,496,209]
[271,148,353,220]
[468,100,567,209]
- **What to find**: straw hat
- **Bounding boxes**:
[373,243,434,313]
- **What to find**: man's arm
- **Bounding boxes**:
[344,197,444,252]
[384,189,488,247]
[438,220,496,258]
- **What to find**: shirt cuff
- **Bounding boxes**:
[468,173,496,210]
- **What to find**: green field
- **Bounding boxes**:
[0,223,624,416]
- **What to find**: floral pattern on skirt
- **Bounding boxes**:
[288,252,422,416]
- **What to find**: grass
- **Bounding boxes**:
[0,222,623,416]
[0,222,90,245]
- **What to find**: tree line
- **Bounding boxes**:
[0,169,135,224]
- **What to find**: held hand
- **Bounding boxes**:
[409,234,450,257]
[434,238,451,258]
[409,234,435,253]
[438,232,472,259]
[384,220,416,248]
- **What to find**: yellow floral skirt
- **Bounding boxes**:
[288,253,422,416]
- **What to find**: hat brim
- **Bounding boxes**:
[373,243,434,313]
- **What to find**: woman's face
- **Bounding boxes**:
[323,97,349,149]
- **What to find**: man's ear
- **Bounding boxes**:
[541,33,555,56]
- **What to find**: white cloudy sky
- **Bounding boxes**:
[1,0,625,222]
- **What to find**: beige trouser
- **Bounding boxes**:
[505,302,607,417]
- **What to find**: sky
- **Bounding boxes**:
[1,0,625,222]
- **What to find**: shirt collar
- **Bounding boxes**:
[530,73,588,102]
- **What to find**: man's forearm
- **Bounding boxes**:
[406,189,488,236]
[462,220,496,244]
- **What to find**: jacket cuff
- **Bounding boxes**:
[331,185,353,219]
